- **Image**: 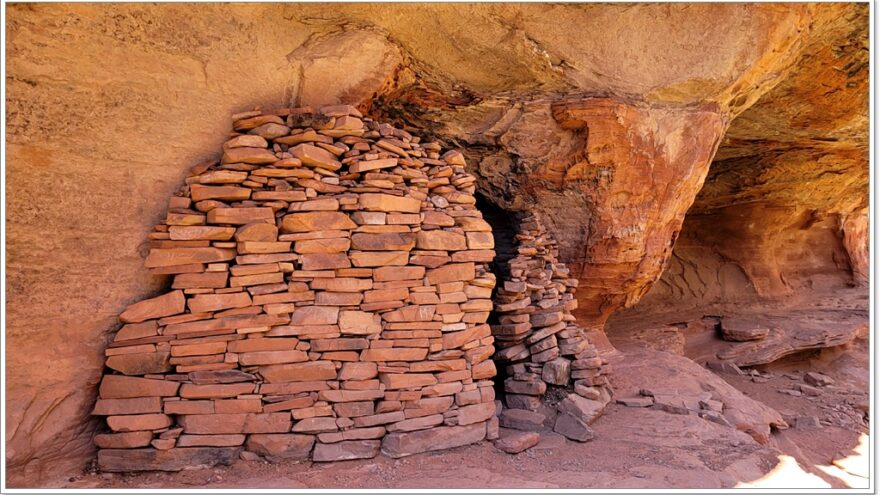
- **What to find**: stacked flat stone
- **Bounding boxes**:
[93,105,499,472]
[491,213,610,411]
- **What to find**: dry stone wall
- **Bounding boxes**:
[492,214,612,413]
[93,105,499,471]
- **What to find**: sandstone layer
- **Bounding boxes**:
[5,3,868,486]
[639,4,869,307]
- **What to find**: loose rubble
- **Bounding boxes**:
[93,105,500,471]
[491,214,611,414]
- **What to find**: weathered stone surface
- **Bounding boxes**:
[106,352,172,376]
[415,231,467,251]
[541,358,571,386]
[553,413,594,442]
[245,434,314,461]
[499,409,546,431]
[94,431,154,449]
[295,238,351,254]
[494,429,540,454]
[358,193,421,213]
[207,207,275,225]
[456,401,496,426]
[178,413,292,434]
[190,184,252,202]
[557,394,607,425]
[187,292,252,313]
[164,401,214,415]
[292,417,339,434]
[98,447,239,472]
[386,414,443,432]
[93,397,163,416]
[313,440,381,462]
[301,253,351,270]
[716,321,865,367]
[426,263,475,284]
[179,383,255,399]
[188,370,257,384]
[350,251,409,267]
[169,226,236,241]
[804,372,834,387]
[338,311,382,335]
[172,271,229,289]
[281,212,357,233]
[238,350,309,366]
[361,348,428,362]
[378,373,437,390]
[260,360,337,383]
[119,291,185,323]
[176,434,246,447]
[115,320,160,342]
[617,397,654,408]
[381,423,486,458]
[99,375,180,399]
[290,143,342,171]
[374,266,425,281]
[338,362,378,381]
[720,319,770,342]
[222,147,278,164]
[290,306,339,326]
[235,223,279,242]
[351,233,416,251]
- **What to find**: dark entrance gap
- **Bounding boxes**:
[474,193,522,405]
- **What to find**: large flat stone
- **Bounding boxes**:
[494,429,540,454]
[105,352,172,376]
[246,433,315,462]
[381,423,486,458]
[99,375,180,399]
[97,447,240,472]
[259,360,337,383]
[119,290,185,323]
[358,193,421,213]
[313,440,380,461]
[281,211,356,233]
[94,431,154,449]
[178,413,291,434]
[350,232,416,251]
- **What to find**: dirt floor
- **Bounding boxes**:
[62,290,870,490]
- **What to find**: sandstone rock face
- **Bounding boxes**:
[638,4,868,308]
[430,95,729,333]
[5,3,867,486]
[611,349,788,444]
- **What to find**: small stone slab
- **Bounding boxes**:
[804,372,835,387]
[616,397,654,408]
[720,319,770,342]
[553,412,593,442]
[381,423,486,458]
[494,430,540,454]
[499,408,545,431]
[246,434,315,462]
[313,440,380,462]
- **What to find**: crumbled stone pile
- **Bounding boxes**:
[491,214,611,412]
[93,105,499,472]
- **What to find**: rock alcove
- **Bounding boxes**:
[6,3,867,487]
